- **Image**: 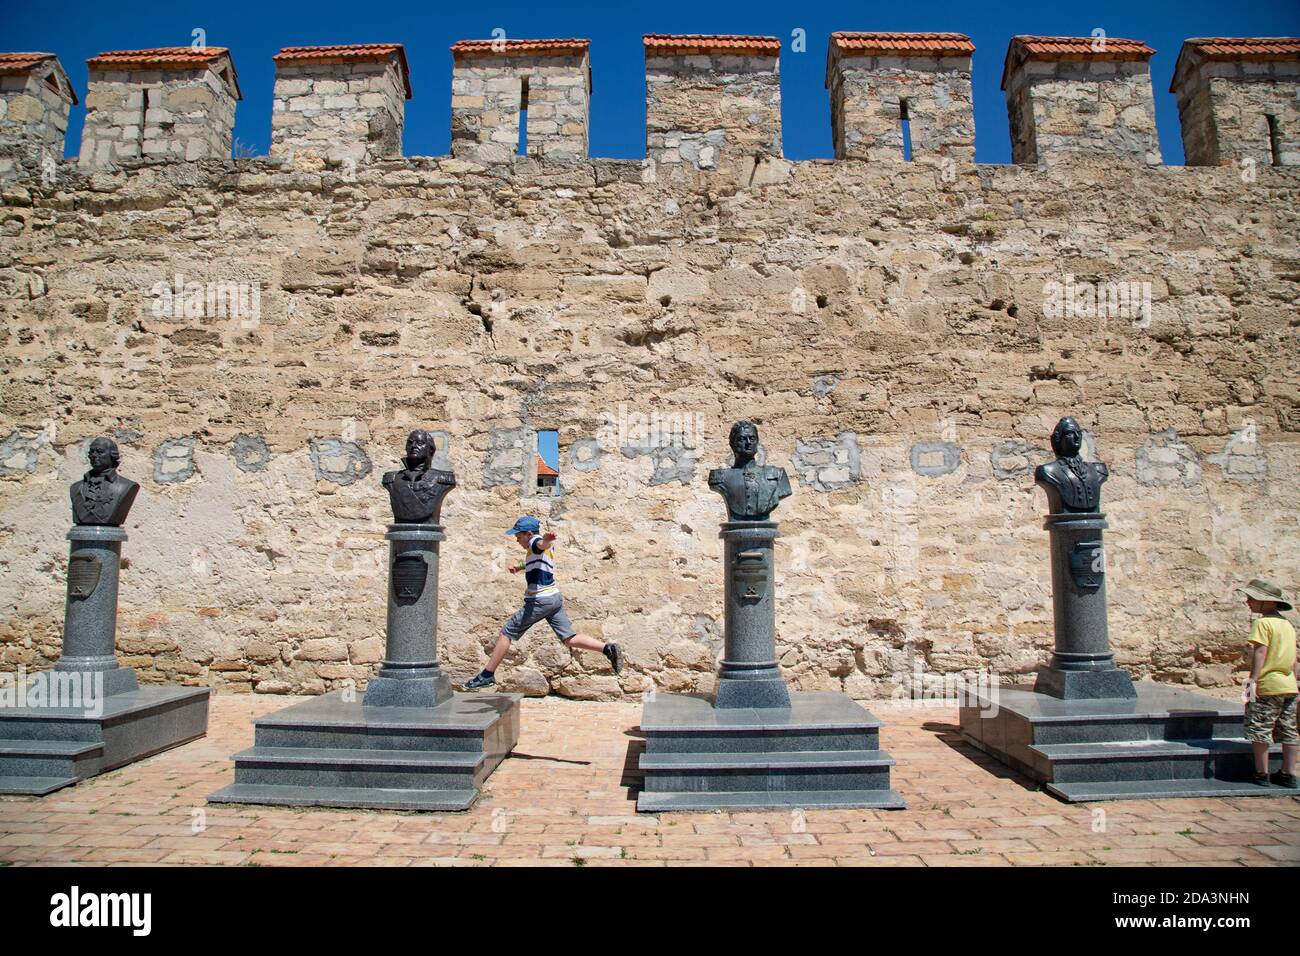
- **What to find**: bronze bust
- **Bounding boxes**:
[70,437,139,526]
[708,421,792,521]
[383,429,456,524]
[1035,416,1108,514]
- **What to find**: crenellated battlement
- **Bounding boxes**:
[270,44,411,169]
[78,47,240,170]
[1002,35,1161,167]
[0,32,1297,179]
[0,53,76,180]
[827,32,975,164]
[450,38,591,165]
[644,34,782,170]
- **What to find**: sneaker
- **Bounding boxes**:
[603,642,624,675]
[1252,771,1271,786]
[1269,770,1298,789]
[463,671,495,691]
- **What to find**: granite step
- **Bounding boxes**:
[1028,713,1244,746]
[251,697,515,753]
[642,726,881,754]
[0,738,104,782]
[639,692,883,755]
[1046,777,1299,803]
[1031,738,1278,784]
[207,782,480,812]
[230,746,484,791]
[0,774,80,796]
[639,748,896,793]
[637,787,907,812]
[0,712,104,742]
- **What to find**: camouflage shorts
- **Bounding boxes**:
[1244,694,1299,744]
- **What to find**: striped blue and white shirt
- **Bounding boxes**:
[524,535,558,597]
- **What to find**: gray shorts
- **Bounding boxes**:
[502,591,576,643]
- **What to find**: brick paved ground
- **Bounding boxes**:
[1,695,1296,867]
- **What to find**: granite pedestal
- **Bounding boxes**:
[960,684,1290,802]
[638,692,905,811]
[637,490,903,811]
[1034,512,1135,699]
[0,525,209,795]
[208,449,519,812]
[0,686,210,795]
[713,521,791,709]
[208,690,520,811]
[363,523,455,708]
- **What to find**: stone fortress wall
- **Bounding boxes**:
[0,33,1297,701]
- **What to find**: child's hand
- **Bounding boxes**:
[1242,679,1257,704]
[508,564,522,574]
[541,532,557,544]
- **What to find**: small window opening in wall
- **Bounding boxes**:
[1266,114,1282,166]
[536,429,559,496]
[138,88,149,157]
[518,77,530,156]
[900,98,913,161]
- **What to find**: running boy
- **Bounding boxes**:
[463,516,623,690]
[1239,578,1298,788]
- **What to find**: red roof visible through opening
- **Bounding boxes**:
[274,44,412,98]
[536,457,559,478]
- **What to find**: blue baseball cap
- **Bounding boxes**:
[506,516,541,536]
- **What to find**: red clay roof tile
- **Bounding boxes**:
[450,38,590,57]
[643,34,780,56]
[1170,37,1300,91]
[830,32,974,56]
[274,43,411,98]
[1182,36,1300,58]
[88,46,231,69]
[1002,35,1154,89]
[0,52,77,104]
[86,47,240,99]
[535,457,559,478]
[1010,35,1155,58]
[0,52,57,73]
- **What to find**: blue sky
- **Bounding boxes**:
[5,1,1298,164]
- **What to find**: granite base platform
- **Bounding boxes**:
[637,691,905,811]
[960,683,1291,802]
[0,685,210,795]
[208,689,521,811]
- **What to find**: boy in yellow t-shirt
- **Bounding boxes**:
[1238,579,1298,788]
